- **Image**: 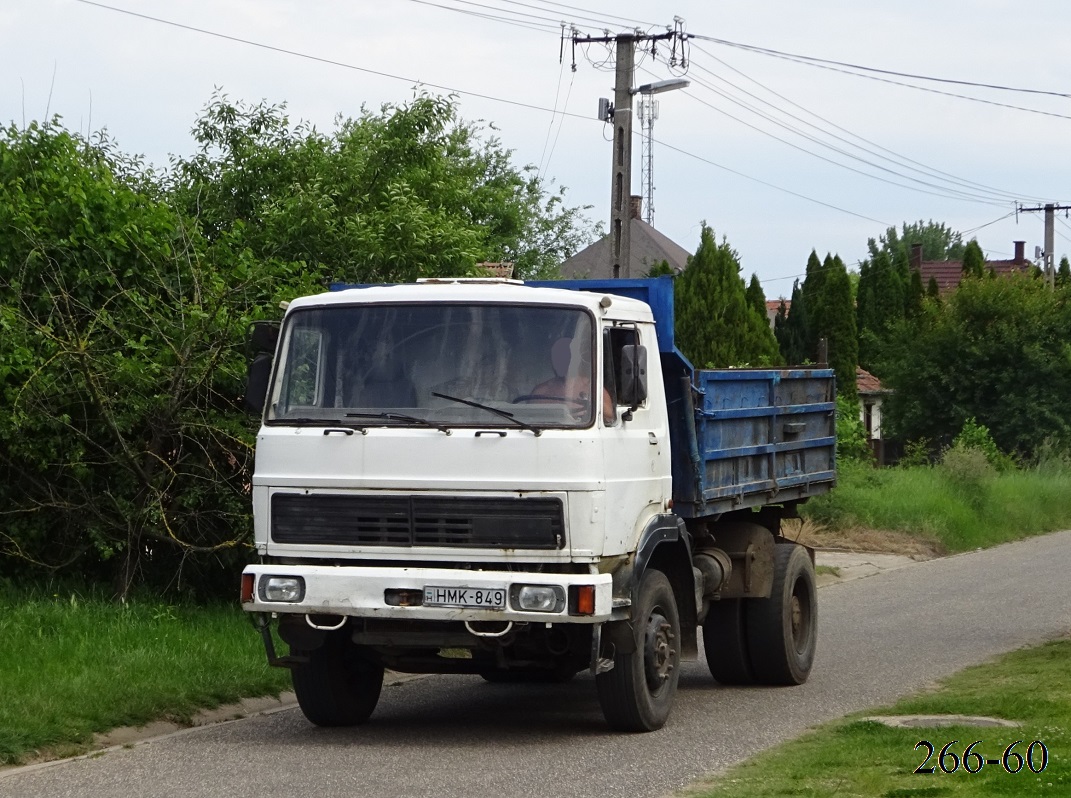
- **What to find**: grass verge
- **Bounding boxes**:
[688,636,1070,797]
[802,460,1071,553]
[0,587,289,766]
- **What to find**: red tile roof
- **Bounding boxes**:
[856,367,886,395]
[918,259,1032,293]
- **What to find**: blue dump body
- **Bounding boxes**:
[331,277,837,520]
[529,278,837,519]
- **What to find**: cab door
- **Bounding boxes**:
[599,322,672,555]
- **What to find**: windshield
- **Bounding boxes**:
[266,302,596,429]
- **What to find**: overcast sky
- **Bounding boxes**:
[4,0,1070,297]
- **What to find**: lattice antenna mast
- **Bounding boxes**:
[639,96,659,225]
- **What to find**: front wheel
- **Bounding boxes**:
[291,630,384,727]
[596,569,681,732]
[745,543,818,685]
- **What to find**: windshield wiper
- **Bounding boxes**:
[431,392,542,436]
[344,411,452,435]
[272,417,348,426]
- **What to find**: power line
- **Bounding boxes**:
[657,65,1011,207]
[687,43,1048,204]
[71,0,586,119]
[693,35,1071,100]
[69,0,1041,235]
[693,35,1071,123]
[651,135,892,227]
[500,0,659,29]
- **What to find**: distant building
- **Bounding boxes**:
[559,196,690,279]
[912,240,1033,294]
[857,367,892,465]
[766,298,790,328]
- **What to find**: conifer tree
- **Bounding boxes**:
[745,273,768,320]
[1058,256,1070,287]
[818,255,859,401]
[779,279,809,364]
[800,250,826,358]
[906,267,924,316]
[962,239,985,279]
[927,276,941,300]
[674,225,780,367]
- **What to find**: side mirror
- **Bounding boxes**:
[247,321,280,358]
[245,353,273,414]
[618,344,648,407]
[244,321,280,414]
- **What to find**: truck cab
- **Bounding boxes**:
[242,278,835,732]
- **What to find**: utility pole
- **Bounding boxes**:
[610,34,635,279]
[573,21,689,278]
[1018,203,1071,288]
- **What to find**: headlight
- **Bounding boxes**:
[259,576,305,603]
[511,584,565,613]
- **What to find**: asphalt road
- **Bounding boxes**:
[4,530,1070,798]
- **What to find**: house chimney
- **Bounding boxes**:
[1013,240,1025,265]
[629,195,642,221]
[910,243,923,271]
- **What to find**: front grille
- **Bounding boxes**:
[271,494,565,549]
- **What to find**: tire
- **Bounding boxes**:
[702,598,755,685]
[744,543,817,685]
[291,631,384,727]
[595,569,681,732]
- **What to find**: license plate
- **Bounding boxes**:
[423,586,506,609]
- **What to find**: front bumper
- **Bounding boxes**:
[241,564,613,623]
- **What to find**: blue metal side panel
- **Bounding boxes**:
[675,368,837,518]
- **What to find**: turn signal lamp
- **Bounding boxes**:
[570,585,596,616]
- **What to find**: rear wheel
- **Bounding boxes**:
[745,543,817,685]
[702,598,755,685]
[291,631,384,726]
[596,569,680,732]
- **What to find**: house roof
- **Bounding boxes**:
[914,241,1033,294]
[856,367,886,395]
[559,218,691,279]
[918,259,1032,293]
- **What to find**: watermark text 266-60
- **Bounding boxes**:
[914,740,1048,774]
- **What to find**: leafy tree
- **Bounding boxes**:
[0,121,294,598]
[644,259,675,278]
[882,274,1071,457]
[962,239,985,279]
[675,225,779,367]
[0,94,599,598]
[170,92,598,282]
[868,219,965,264]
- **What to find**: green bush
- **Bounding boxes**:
[835,395,872,463]
[952,417,1015,472]
[939,443,994,510]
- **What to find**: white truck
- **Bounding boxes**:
[241,277,835,731]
